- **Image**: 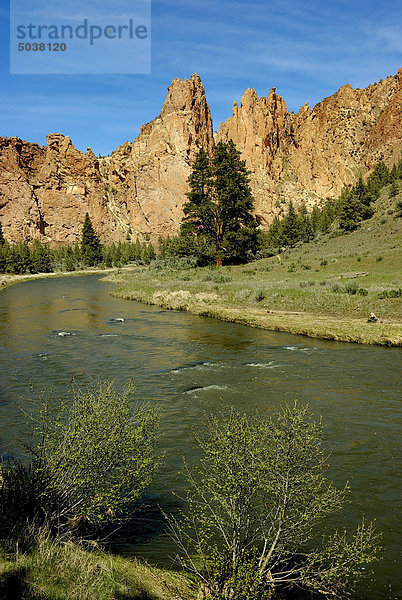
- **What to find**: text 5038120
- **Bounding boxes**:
[18,42,67,51]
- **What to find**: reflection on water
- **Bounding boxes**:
[0,275,401,599]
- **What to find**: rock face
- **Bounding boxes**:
[0,70,401,243]
[102,73,214,243]
[216,69,402,225]
[0,74,214,244]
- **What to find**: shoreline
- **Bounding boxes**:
[110,284,402,347]
[0,266,130,290]
[1,267,400,346]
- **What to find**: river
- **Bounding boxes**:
[0,274,400,599]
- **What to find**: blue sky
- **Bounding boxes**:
[0,0,401,156]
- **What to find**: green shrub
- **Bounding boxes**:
[357,288,368,296]
[300,281,315,288]
[169,404,380,600]
[211,273,232,283]
[345,282,358,295]
[0,381,161,542]
[254,289,266,302]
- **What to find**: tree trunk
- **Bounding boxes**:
[216,254,222,267]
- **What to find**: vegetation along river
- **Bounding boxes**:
[0,275,400,599]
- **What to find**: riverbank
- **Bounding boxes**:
[109,277,401,346]
[0,537,195,600]
[106,216,402,346]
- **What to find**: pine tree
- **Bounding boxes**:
[0,222,5,245]
[310,205,321,233]
[298,203,314,242]
[338,189,364,231]
[81,213,102,266]
[183,142,258,266]
[31,240,52,273]
[280,201,300,246]
[389,180,399,198]
[267,215,283,247]
[0,241,8,272]
[182,148,213,237]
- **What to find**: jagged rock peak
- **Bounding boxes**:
[0,71,401,245]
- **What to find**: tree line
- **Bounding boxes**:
[158,151,402,265]
[0,213,155,274]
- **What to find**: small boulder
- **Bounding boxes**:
[367,313,378,323]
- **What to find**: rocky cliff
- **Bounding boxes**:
[0,70,401,243]
[216,69,402,225]
[0,73,214,244]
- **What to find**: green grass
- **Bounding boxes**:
[106,188,402,346]
[0,535,195,600]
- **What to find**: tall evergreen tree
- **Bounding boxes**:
[267,214,283,247]
[0,222,5,245]
[183,142,258,266]
[0,242,8,272]
[81,213,102,266]
[280,201,300,246]
[182,148,213,237]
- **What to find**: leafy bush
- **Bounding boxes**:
[345,282,358,295]
[300,281,315,288]
[150,256,198,271]
[168,404,379,600]
[0,381,161,543]
[254,289,266,302]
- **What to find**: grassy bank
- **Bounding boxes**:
[0,536,195,600]
[107,193,402,346]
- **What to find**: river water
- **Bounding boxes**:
[0,275,400,599]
